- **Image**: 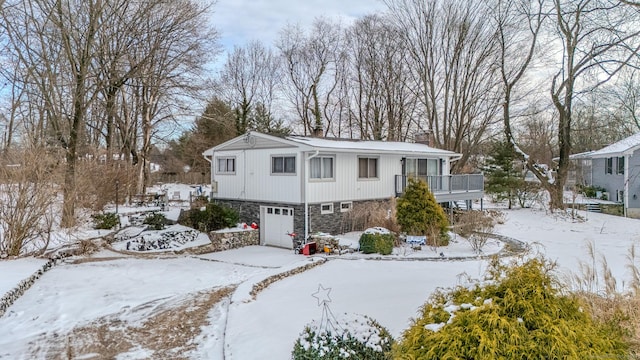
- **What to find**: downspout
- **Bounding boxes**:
[305,150,320,240]
[625,154,630,217]
[203,152,213,198]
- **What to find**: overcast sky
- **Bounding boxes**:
[210,0,387,56]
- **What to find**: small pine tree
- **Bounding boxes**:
[484,141,525,209]
[393,258,629,359]
[396,178,449,245]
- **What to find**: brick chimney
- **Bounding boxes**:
[414,130,434,147]
[312,126,323,137]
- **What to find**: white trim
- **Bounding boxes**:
[320,203,334,214]
[270,154,297,175]
[340,201,353,212]
[216,156,236,175]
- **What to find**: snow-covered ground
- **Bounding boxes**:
[1,199,639,359]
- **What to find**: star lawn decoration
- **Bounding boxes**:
[312,284,332,307]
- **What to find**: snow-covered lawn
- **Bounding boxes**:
[1,204,639,359]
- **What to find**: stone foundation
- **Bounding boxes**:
[214,198,394,239]
[208,228,259,252]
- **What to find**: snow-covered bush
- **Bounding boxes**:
[393,258,629,358]
[292,313,393,359]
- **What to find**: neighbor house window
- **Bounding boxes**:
[358,157,378,179]
[272,155,296,174]
[617,157,625,175]
[310,156,334,180]
[217,157,235,174]
[605,157,613,174]
[321,203,334,214]
[340,202,353,212]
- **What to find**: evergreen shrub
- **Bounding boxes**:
[393,258,629,359]
[91,212,119,229]
[178,203,239,232]
[143,212,166,230]
[359,233,394,255]
[396,178,449,245]
[292,313,393,360]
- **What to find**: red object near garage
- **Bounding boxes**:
[302,242,316,256]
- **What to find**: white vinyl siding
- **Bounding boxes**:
[213,149,302,203]
[310,156,334,180]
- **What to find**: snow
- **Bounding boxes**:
[1,201,640,359]
[587,131,640,157]
[0,258,48,295]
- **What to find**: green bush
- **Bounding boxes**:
[393,258,629,359]
[359,233,394,255]
[178,203,239,232]
[396,178,449,244]
[91,212,119,229]
[143,212,166,230]
[578,184,607,198]
[292,314,393,360]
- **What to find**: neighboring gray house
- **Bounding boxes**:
[570,132,640,218]
[203,131,484,249]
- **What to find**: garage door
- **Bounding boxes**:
[261,206,294,249]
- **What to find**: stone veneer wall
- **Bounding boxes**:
[215,198,392,241]
[214,199,306,245]
[207,229,259,251]
[309,198,393,236]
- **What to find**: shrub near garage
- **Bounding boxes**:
[393,258,629,359]
[359,233,394,255]
[178,203,239,232]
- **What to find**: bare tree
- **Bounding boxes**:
[0,148,58,257]
[0,0,218,224]
[219,40,282,135]
[345,14,418,141]
[385,0,502,172]
[277,18,345,136]
[542,0,640,209]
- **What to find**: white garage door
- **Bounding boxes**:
[261,206,294,249]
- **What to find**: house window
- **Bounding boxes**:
[310,156,334,180]
[358,157,378,179]
[217,157,235,174]
[617,157,625,175]
[272,155,296,174]
[605,157,613,174]
[321,203,334,214]
[340,202,353,212]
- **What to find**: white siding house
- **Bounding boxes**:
[203,131,484,248]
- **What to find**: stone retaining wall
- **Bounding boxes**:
[207,229,259,252]
[0,252,71,317]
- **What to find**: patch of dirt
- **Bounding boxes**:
[36,286,235,359]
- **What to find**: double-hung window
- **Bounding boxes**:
[617,157,625,175]
[605,158,613,174]
[358,157,378,179]
[310,156,334,180]
[217,157,235,174]
[272,155,296,175]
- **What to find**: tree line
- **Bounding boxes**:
[2,0,640,229]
